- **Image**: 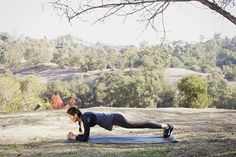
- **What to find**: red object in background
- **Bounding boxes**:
[63,98,76,109]
[50,93,64,109]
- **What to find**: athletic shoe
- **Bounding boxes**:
[163,124,174,138]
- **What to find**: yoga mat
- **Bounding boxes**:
[65,135,177,144]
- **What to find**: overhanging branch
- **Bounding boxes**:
[49,0,236,25]
[197,0,236,25]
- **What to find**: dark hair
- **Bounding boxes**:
[67,107,83,132]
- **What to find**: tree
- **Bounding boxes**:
[46,80,72,100]
[121,46,139,69]
[24,39,53,67]
[20,75,47,110]
[0,41,24,70]
[0,73,47,112]
[103,46,118,69]
[217,48,236,67]
[178,74,210,108]
[0,32,12,42]
[52,49,69,68]
[207,73,235,109]
[70,78,91,107]
[94,69,163,108]
[49,0,236,26]
[52,34,79,68]
[223,65,236,81]
[0,73,22,112]
[82,47,104,71]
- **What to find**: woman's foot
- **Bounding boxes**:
[163,124,174,138]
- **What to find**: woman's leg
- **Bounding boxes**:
[112,113,163,129]
[112,113,174,138]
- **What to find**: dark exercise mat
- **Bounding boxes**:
[65,135,177,144]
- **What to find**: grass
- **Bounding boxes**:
[0,137,235,157]
[123,147,166,157]
[0,142,167,157]
[0,107,235,157]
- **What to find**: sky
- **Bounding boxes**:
[0,0,236,45]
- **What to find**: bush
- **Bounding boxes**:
[70,78,91,107]
[207,74,236,109]
[178,74,211,108]
[0,74,46,112]
[50,93,64,109]
[157,82,177,107]
[0,74,22,112]
[20,75,47,111]
[223,65,236,81]
[201,64,213,73]
[46,80,72,100]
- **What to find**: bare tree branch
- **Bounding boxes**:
[198,0,236,25]
[48,0,236,27]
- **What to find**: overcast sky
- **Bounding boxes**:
[0,0,235,45]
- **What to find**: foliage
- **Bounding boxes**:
[20,75,47,110]
[0,73,22,112]
[223,65,236,81]
[178,74,210,108]
[0,33,236,110]
[217,49,236,67]
[207,73,236,109]
[0,73,46,112]
[70,78,91,107]
[46,78,91,108]
[0,41,23,70]
[94,69,163,108]
[157,82,177,107]
[24,39,53,67]
[46,80,72,100]
[52,35,78,68]
[79,47,105,71]
[52,50,69,68]
[50,93,64,109]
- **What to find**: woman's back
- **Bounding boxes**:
[82,112,114,131]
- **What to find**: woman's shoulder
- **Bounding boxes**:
[82,112,96,117]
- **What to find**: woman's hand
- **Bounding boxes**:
[67,132,76,140]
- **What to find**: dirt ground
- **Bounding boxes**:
[0,107,235,157]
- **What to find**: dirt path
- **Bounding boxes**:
[0,107,235,157]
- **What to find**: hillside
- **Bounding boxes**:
[0,107,235,157]
[13,63,210,84]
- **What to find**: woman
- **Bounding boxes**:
[67,106,174,141]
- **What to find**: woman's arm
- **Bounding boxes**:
[75,116,90,141]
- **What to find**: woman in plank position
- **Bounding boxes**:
[67,106,174,141]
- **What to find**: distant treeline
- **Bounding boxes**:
[0,33,235,112]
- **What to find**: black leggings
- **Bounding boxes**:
[112,113,162,129]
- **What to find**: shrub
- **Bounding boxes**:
[0,74,22,112]
[20,75,47,110]
[0,73,47,112]
[70,78,90,107]
[50,93,64,109]
[223,65,236,81]
[178,74,211,108]
[157,82,177,107]
[207,74,236,109]
[46,80,72,100]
